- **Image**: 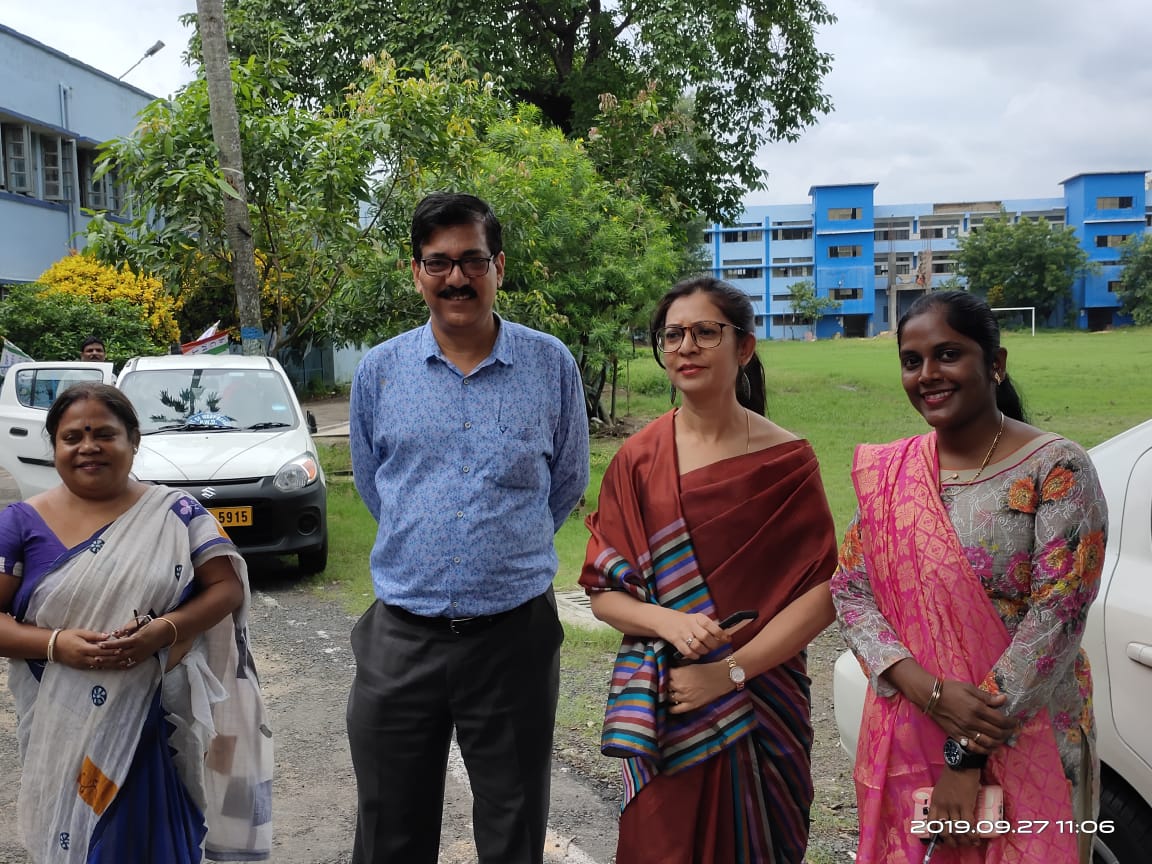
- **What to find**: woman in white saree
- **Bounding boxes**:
[0,383,272,863]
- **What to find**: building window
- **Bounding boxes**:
[831,287,861,301]
[1096,196,1134,210]
[1,123,33,193]
[723,267,763,280]
[1095,234,1132,248]
[770,226,813,241]
[828,245,862,259]
[41,136,72,201]
[722,229,763,243]
[874,227,911,241]
[772,265,813,278]
[79,149,120,212]
[920,227,944,239]
[1107,281,1122,293]
[828,207,861,220]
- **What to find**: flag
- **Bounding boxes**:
[0,340,33,377]
[196,321,221,341]
[180,331,230,355]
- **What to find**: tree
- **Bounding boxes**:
[86,52,503,351]
[956,214,1093,323]
[87,54,681,423]
[1116,233,1152,325]
[787,279,839,337]
[195,0,263,355]
[218,0,836,222]
[0,283,156,363]
[38,253,182,348]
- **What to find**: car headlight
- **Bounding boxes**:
[274,454,320,492]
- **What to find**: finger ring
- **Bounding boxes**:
[685,636,695,647]
[974,731,982,744]
[126,658,135,668]
[959,736,970,748]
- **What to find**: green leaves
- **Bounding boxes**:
[956,214,1093,323]
[221,0,836,223]
[1116,234,1152,325]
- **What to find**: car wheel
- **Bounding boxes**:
[298,537,328,575]
[1094,778,1152,864]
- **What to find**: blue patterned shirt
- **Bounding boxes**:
[350,317,590,617]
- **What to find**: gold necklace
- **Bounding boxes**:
[943,412,1005,482]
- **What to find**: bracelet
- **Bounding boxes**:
[154,616,179,648]
[46,628,63,663]
[923,676,943,715]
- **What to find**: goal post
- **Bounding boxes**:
[990,306,1036,336]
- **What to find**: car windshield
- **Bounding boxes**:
[119,367,297,434]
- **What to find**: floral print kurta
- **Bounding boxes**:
[832,433,1107,806]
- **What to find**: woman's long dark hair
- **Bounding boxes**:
[897,290,1028,422]
[650,276,767,416]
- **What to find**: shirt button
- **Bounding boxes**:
[456,511,464,519]
[452,602,459,608]
[464,421,472,429]
[463,379,471,386]
[462,466,470,474]
[453,556,461,564]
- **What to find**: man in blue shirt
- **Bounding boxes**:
[347,192,590,864]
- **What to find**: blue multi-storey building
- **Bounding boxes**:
[705,171,1151,338]
[0,24,153,286]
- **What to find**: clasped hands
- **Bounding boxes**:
[932,679,1018,754]
[925,679,1018,848]
[661,610,751,715]
[48,615,175,671]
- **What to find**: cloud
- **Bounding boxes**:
[750,0,1151,205]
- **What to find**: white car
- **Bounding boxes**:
[833,419,1152,864]
[0,355,328,573]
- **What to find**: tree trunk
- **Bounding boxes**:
[196,0,263,355]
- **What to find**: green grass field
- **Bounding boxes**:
[315,326,1152,598]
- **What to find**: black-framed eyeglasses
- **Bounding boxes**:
[417,255,495,278]
[654,321,746,352]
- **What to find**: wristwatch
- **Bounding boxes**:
[943,737,988,771]
[726,655,746,691]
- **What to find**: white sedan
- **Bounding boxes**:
[833,419,1152,864]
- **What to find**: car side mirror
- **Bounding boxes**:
[306,410,318,435]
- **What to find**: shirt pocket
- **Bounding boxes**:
[486,425,547,489]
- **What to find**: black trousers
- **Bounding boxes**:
[346,589,563,864]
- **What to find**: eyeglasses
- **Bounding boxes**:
[417,255,495,278]
[654,321,746,352]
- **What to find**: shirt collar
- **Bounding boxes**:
[418,314,514,368]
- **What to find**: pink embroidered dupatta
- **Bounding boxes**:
[852,434,1077,863]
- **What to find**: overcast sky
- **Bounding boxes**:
[6,0,1150,207]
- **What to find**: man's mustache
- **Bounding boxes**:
[437,286,477,300]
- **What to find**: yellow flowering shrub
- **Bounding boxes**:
[37,252,182,347]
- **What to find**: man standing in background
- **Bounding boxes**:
[347,192,590,864]
[79,336,106,361]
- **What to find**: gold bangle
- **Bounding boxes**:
[923,676,943,715]
[46,628,63,663]
[154,616,179,648]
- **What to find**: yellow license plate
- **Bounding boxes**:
[208,506,253,527]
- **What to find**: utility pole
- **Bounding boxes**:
[196,0,264,356]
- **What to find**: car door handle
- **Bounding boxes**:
[1126,643,1152,669]
[8,427,28,437]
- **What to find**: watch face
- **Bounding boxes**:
[943,737,964,767]
[728,665,746,684]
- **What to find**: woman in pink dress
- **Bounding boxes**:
[832,291,1106,863]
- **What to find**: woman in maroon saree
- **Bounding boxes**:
[580,277,838,864]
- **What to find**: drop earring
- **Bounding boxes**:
[669,382,678,405]
[737,366,751,403]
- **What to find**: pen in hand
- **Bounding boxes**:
[921,832,940,863]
